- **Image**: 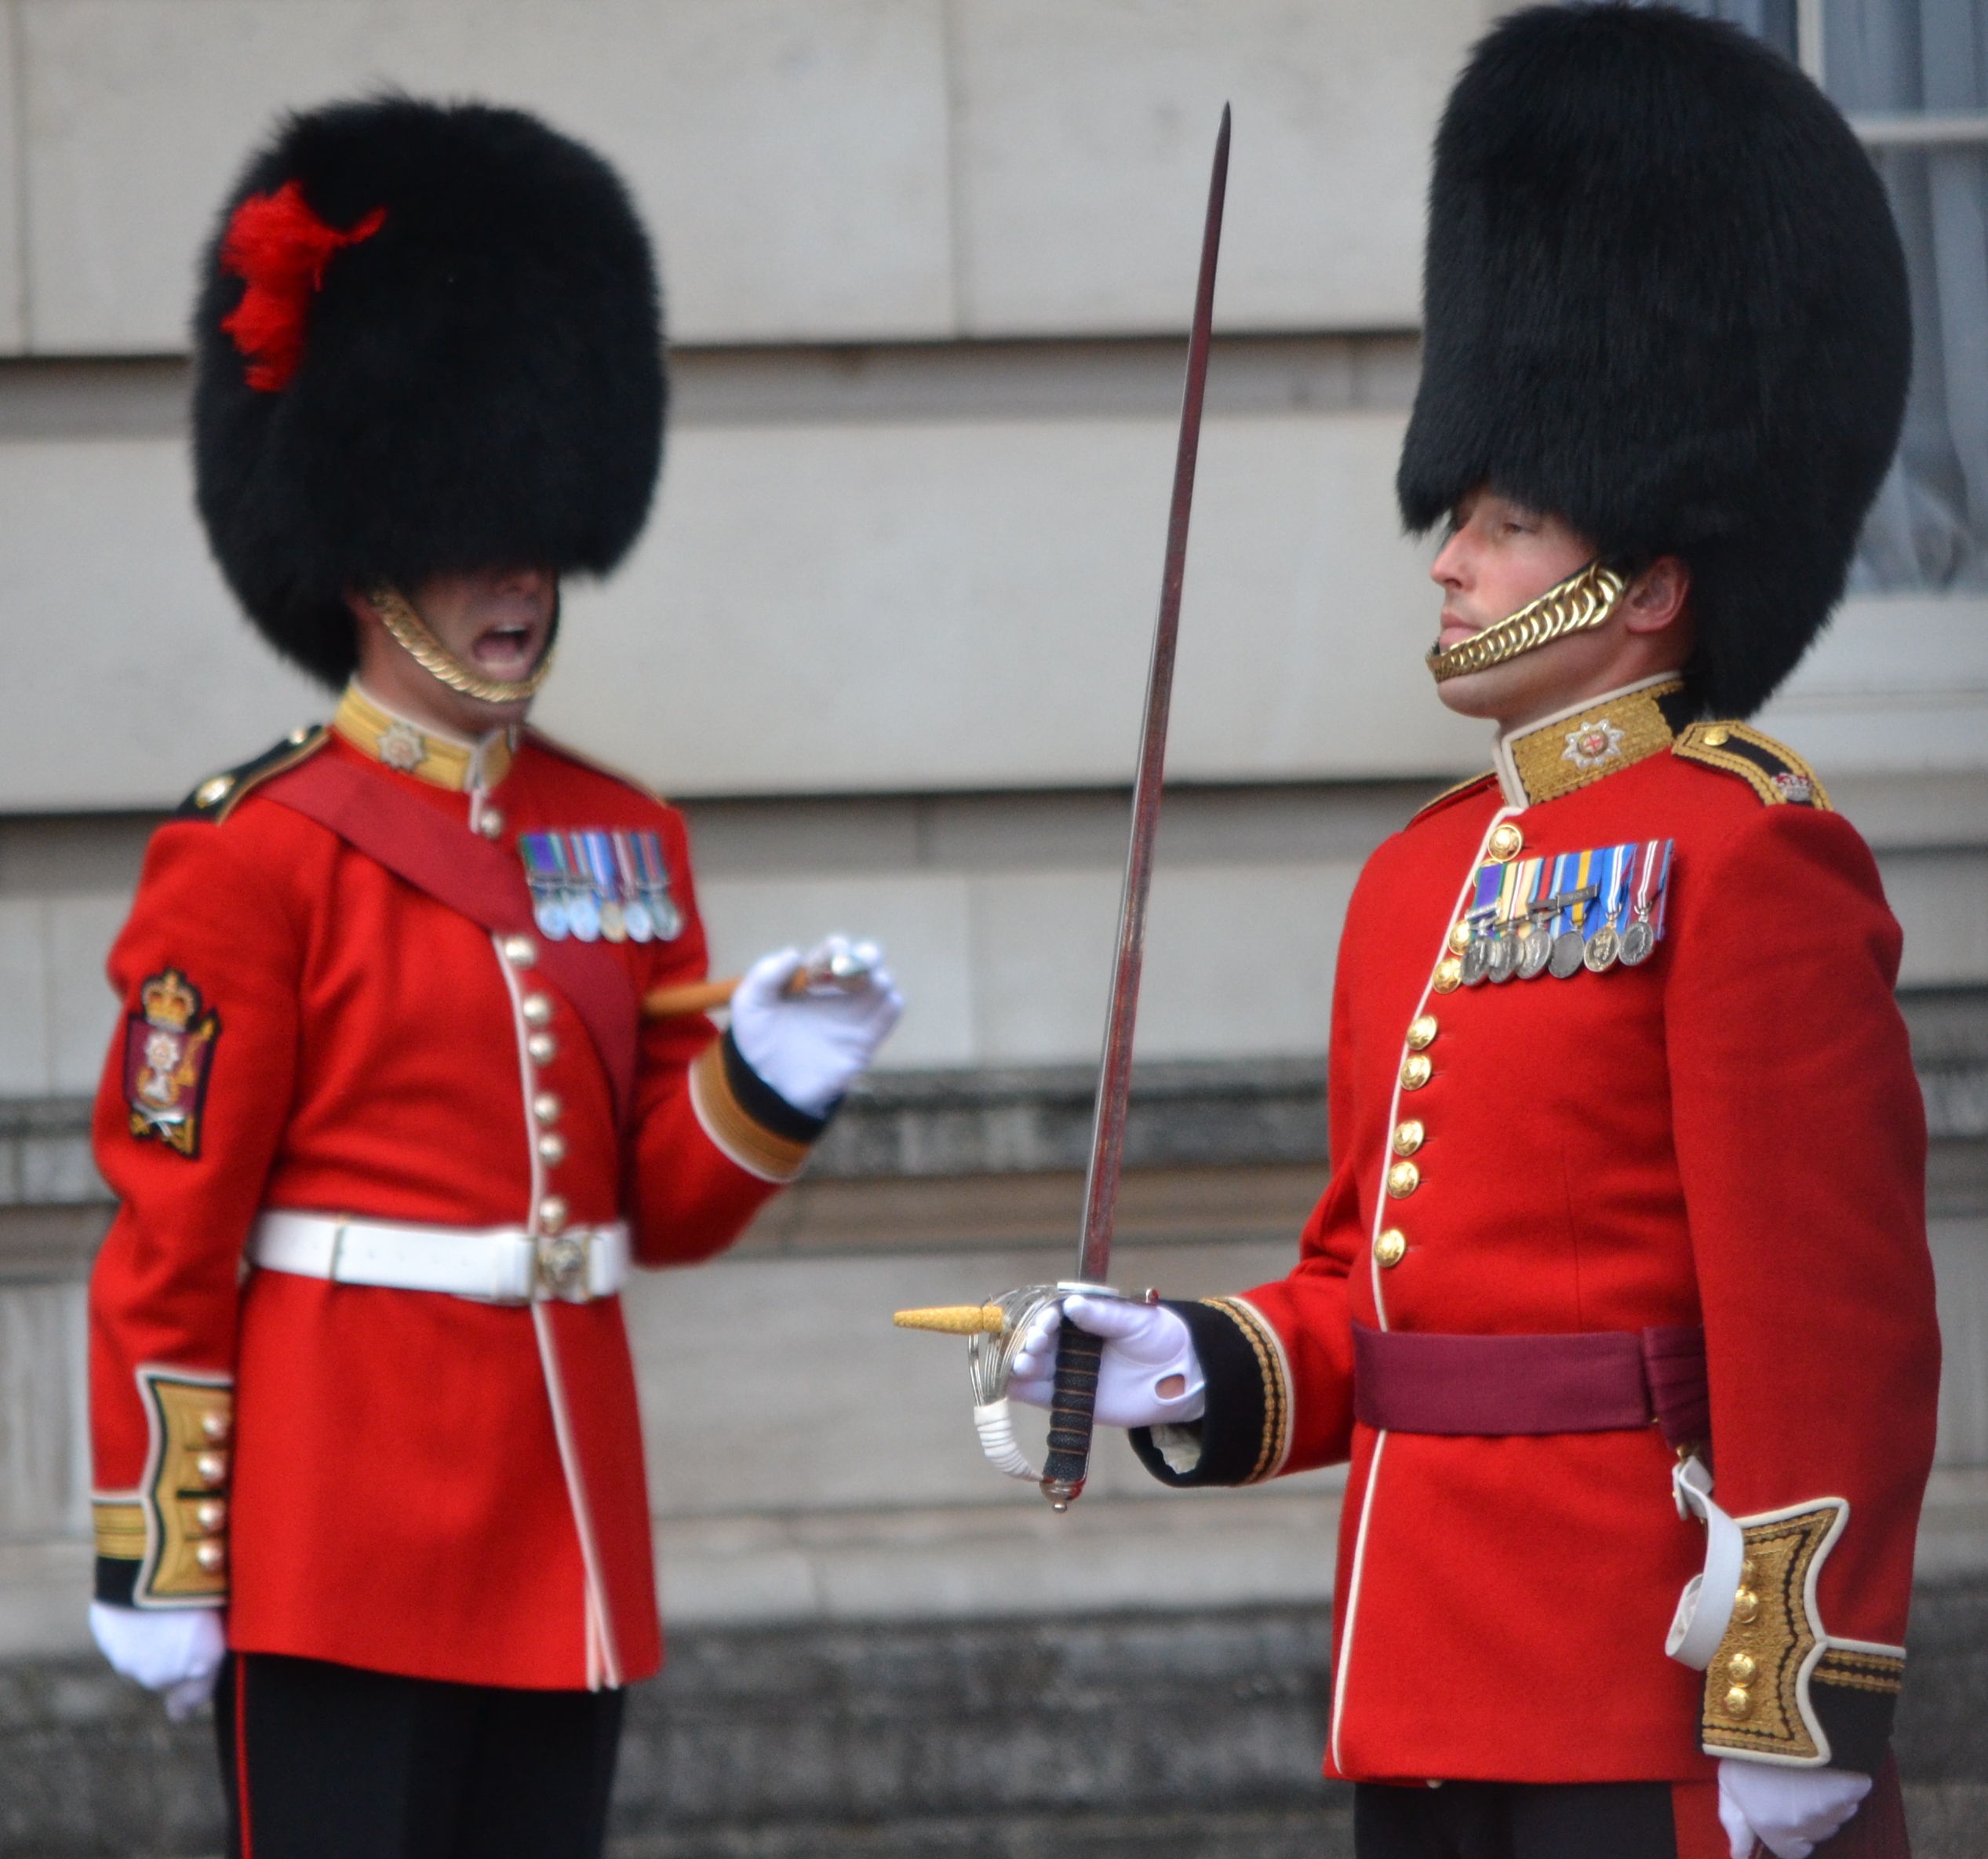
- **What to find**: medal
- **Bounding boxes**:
[1488,931,1520,982]
[1619,919,1655,965]
[1582,844,1632,972]
[1617,838,1673,967]
[613,834,655,942]
[1518,922,1553,979]
[577,833,627,942]
[1549,930,1586,979]
[1583,924,1620,971]
[1462,934,1491,985]
[631,831,683,942]
[1542,851,1596,979]
[521,834,573,941]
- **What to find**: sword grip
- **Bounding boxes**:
[1040,1318,1105,1509]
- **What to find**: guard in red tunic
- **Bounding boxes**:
[86,98,901,1857]
[1010,10,1939,1857]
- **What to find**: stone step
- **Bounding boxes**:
[3,1587,1982,1858]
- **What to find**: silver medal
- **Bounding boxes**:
[623,899,655,943]
[1618,917,1656,966]
[1517,925,1553,979]
[567,891,602,942]
[1549,930,1586,979]
[533,897,570,941]
[1462,935,1491,986]
[1583,923,1621,972]
[1488,931,1520,983]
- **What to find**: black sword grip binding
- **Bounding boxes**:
[1040,1318,1106,1507]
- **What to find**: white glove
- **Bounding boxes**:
[730,936,904,1117]
[1718,1759,1872,1859]
[1007,1293,1207,1428]
[89,1601,227,1720]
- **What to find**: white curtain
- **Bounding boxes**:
[1828,0,1988,592]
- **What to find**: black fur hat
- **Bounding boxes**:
[192,97,665,688]
[1396,5,1910,718]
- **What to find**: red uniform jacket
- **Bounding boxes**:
[89,685,814,1690]
[1134,677,1940,1785]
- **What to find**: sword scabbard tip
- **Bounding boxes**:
[891,1303,1006,1336]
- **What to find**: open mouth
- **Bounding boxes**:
[472,621,542,676]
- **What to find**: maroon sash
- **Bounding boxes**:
[260,751,639,1129]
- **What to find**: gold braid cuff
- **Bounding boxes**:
[369,586,558,705]
[1426,561,1628,683]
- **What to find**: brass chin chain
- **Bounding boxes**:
[1425,561,1628,683]
[368,586,559,705]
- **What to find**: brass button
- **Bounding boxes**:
[501,935,537,968]
[527,1033,557,1064]
[1724,1686,1752,1719]
[1731,1589,1760,1624]
[1405,1015,1438,1051]
[195,1500,228,1533]
[201,1412,231,1443]
[1392,1120,1424,1157]
[539,1196,569,1234]
[1728,1653,1757,1684]
[195,1453,228,1489]
[533,1092,563,1125]
[1447,921,1472,953]
[522,994,554,1026]
[1431,957,1462,994]
[1400,1053,1433,1091]
[196,775,235,808]
[1702,727,1731,747]
[1487,822,1524,862]
[1374,1229,1407,1268]
[537,1132,568,1165]
[287,726,311,745]
[478,807,506,839]
[1385,1160,1420,1199]
[195,1540,228,1573]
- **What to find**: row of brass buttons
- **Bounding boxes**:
[504,935,572,1234]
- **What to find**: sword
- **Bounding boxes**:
[895,107,1231,1510]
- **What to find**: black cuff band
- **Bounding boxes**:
[1130,1299,1274,1488]
[721,1027,833,1143]
[94,1557,140,1606]
[1812,1681,1896,1777]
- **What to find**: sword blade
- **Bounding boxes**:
[1075,106,1230,1286]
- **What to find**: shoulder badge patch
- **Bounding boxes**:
[176,724,328,824]
[124,970,220,1157]
[1411,771,1499,826]
[1673,723,1831,811]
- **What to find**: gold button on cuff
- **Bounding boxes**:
[539,1196,569,1234]
[195,1453,228,1489]
[1406,1015,1438,1051]
[195,1540,228,1573]
[533,1092,563,1125]
[1374,1229,1407,1268]
[1393,1120,1424,1157]
[1724,1686,1752,1719]
[1385,1160,1420,1198]
[1431,957,1462,994]
[1400,1054,1433,1091]
[527,1033,556,1064]
[522,994,554,1027]
[201,1412,231,1443]
[1728,1653,1757,1684]
[195,1500,227,1533]
[477,808,506,839]
[1487,822,1524,862]
[1731,1589,1760,1624]
[1447,921,1472,954]
[1702,727,1731,747]
[537,1132,568,1165]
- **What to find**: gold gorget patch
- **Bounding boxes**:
[1496,676,1687,807]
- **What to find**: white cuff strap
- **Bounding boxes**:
[249,1209,629,1304]
[1668,1454,1746,1670]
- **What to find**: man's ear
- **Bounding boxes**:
[1622,556,1691,635]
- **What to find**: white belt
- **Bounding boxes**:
[249,1210,630,1305]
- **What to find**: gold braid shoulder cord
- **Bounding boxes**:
[369,585,559,705]
[1426,560,1628,682]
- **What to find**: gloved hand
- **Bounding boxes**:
[1007,1294,1207,1428]
[1718,1759,1872,1859]
[730,936,904,1117]
[89,1601,227,1720]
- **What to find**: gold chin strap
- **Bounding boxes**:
[368,585,559,705]
[1426,560,1628,683]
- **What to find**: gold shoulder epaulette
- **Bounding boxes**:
[174,725,328,824]
[1673,722,1831,811]
[1410,771,1499,825]
[521,726,672,807]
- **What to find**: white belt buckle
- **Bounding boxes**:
[536,1230,593,1303]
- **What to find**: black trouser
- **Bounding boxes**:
[1353,1780,1678,1859]
[214,1653,624,1859]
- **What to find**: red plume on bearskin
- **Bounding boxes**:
[218,180,384,392]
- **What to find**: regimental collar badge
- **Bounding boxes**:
[520,829,683,945]
[330,680,515,793]
[1498,675,1692,807]
[377,719,428,772]
[123,968,220,1157]
[1562,717,1626,771]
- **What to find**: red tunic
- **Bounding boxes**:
[89,694,805,1690]
[1136,678,1940,1785]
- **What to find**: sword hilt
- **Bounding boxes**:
[1040,1321,1103,1510]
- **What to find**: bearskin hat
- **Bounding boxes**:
[1396,5,1910,718]
[192,97,664,688]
